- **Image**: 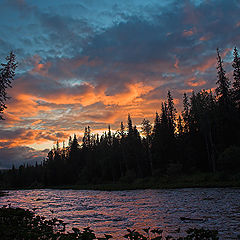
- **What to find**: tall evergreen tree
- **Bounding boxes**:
[167,91,176,136]
[141,119,152,174]
[153,112,160,135]
[127,114,133,135]
[160,102,169,131]
[120,121,125,139]
[141,119,152,138]
[107,125,112,146]
[70,134,79,151]
[216,48,231,106]
[177,115,183,137]
[232,47,240,108]
[83,127,91,148]
[0,52,17,120]
[68,136,72,147]
[182,93,190,133]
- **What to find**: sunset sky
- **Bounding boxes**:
[0,0,239,168]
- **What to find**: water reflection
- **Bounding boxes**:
[0,188,239,239]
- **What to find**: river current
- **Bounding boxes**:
[0,188,239,239]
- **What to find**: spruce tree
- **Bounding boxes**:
[0,52,17,120]
[216,48,231,106]
[153,112,160,135]
[107,125,112,146]
[160,102,168,130]
[141,119,152,138]
[71,134,79,151]
[141,119,152,174]
[232,47,240,108]
[182,93,190,133]
[83,127,91,148]
[177,115,183,136]
[127,114,133,135]
[167,91,176,135]
[120,121,125,138]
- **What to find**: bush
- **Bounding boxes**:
[217,145,240,172]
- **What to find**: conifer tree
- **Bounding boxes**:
[71,134,79,151]
[107,125,112,146]
[127,114,133,135]
[160,102,168,129]
[153,112,160,135]
[167,91,176,135]
[167,91,176,121]
[232,47,240,108]
[56,141,60,151]
[182,93,190,133]
[216,48,231,106]
[151,111,163,170]
[120,121,125,138]
[0,52,17,120]
[141,118,152,174]
[83,127,91,148]
[141,119,152,138]
[68,136,72,147]
[177,115,183,136]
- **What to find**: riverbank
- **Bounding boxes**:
[1,172,240,191]
[0,191,7,197]
[52,172,240,191]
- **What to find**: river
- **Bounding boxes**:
[0,188,239,239]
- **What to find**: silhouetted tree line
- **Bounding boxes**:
[1,48,240,188]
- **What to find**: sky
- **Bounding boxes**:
[0,0,239,168]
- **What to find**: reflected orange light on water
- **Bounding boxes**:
[0,189,239,239]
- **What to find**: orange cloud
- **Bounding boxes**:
[178,89,193,94]
[174,57,179,69]
[186,77,206,87]
[6,94,50,118]
[0,129,70,149]
[196,48,231,73]
[196,57,216,72]
[31,120,42,126]
[199,35,211,41]
[28,55,52,77]
[183,29,194,37]
[31,82,154,107]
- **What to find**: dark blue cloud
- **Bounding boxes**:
[0,147,48,169]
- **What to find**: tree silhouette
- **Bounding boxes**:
[182,93,190,133]
[0,52,17,120]
[141,119,153,174]
[232,47,240,109]
[216,48,231,106]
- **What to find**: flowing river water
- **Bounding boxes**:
[0,188,240,239]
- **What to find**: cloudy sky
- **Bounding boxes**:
[0,0,239,168]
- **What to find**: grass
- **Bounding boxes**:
[1,172,240,191]
[51,172,240,191]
